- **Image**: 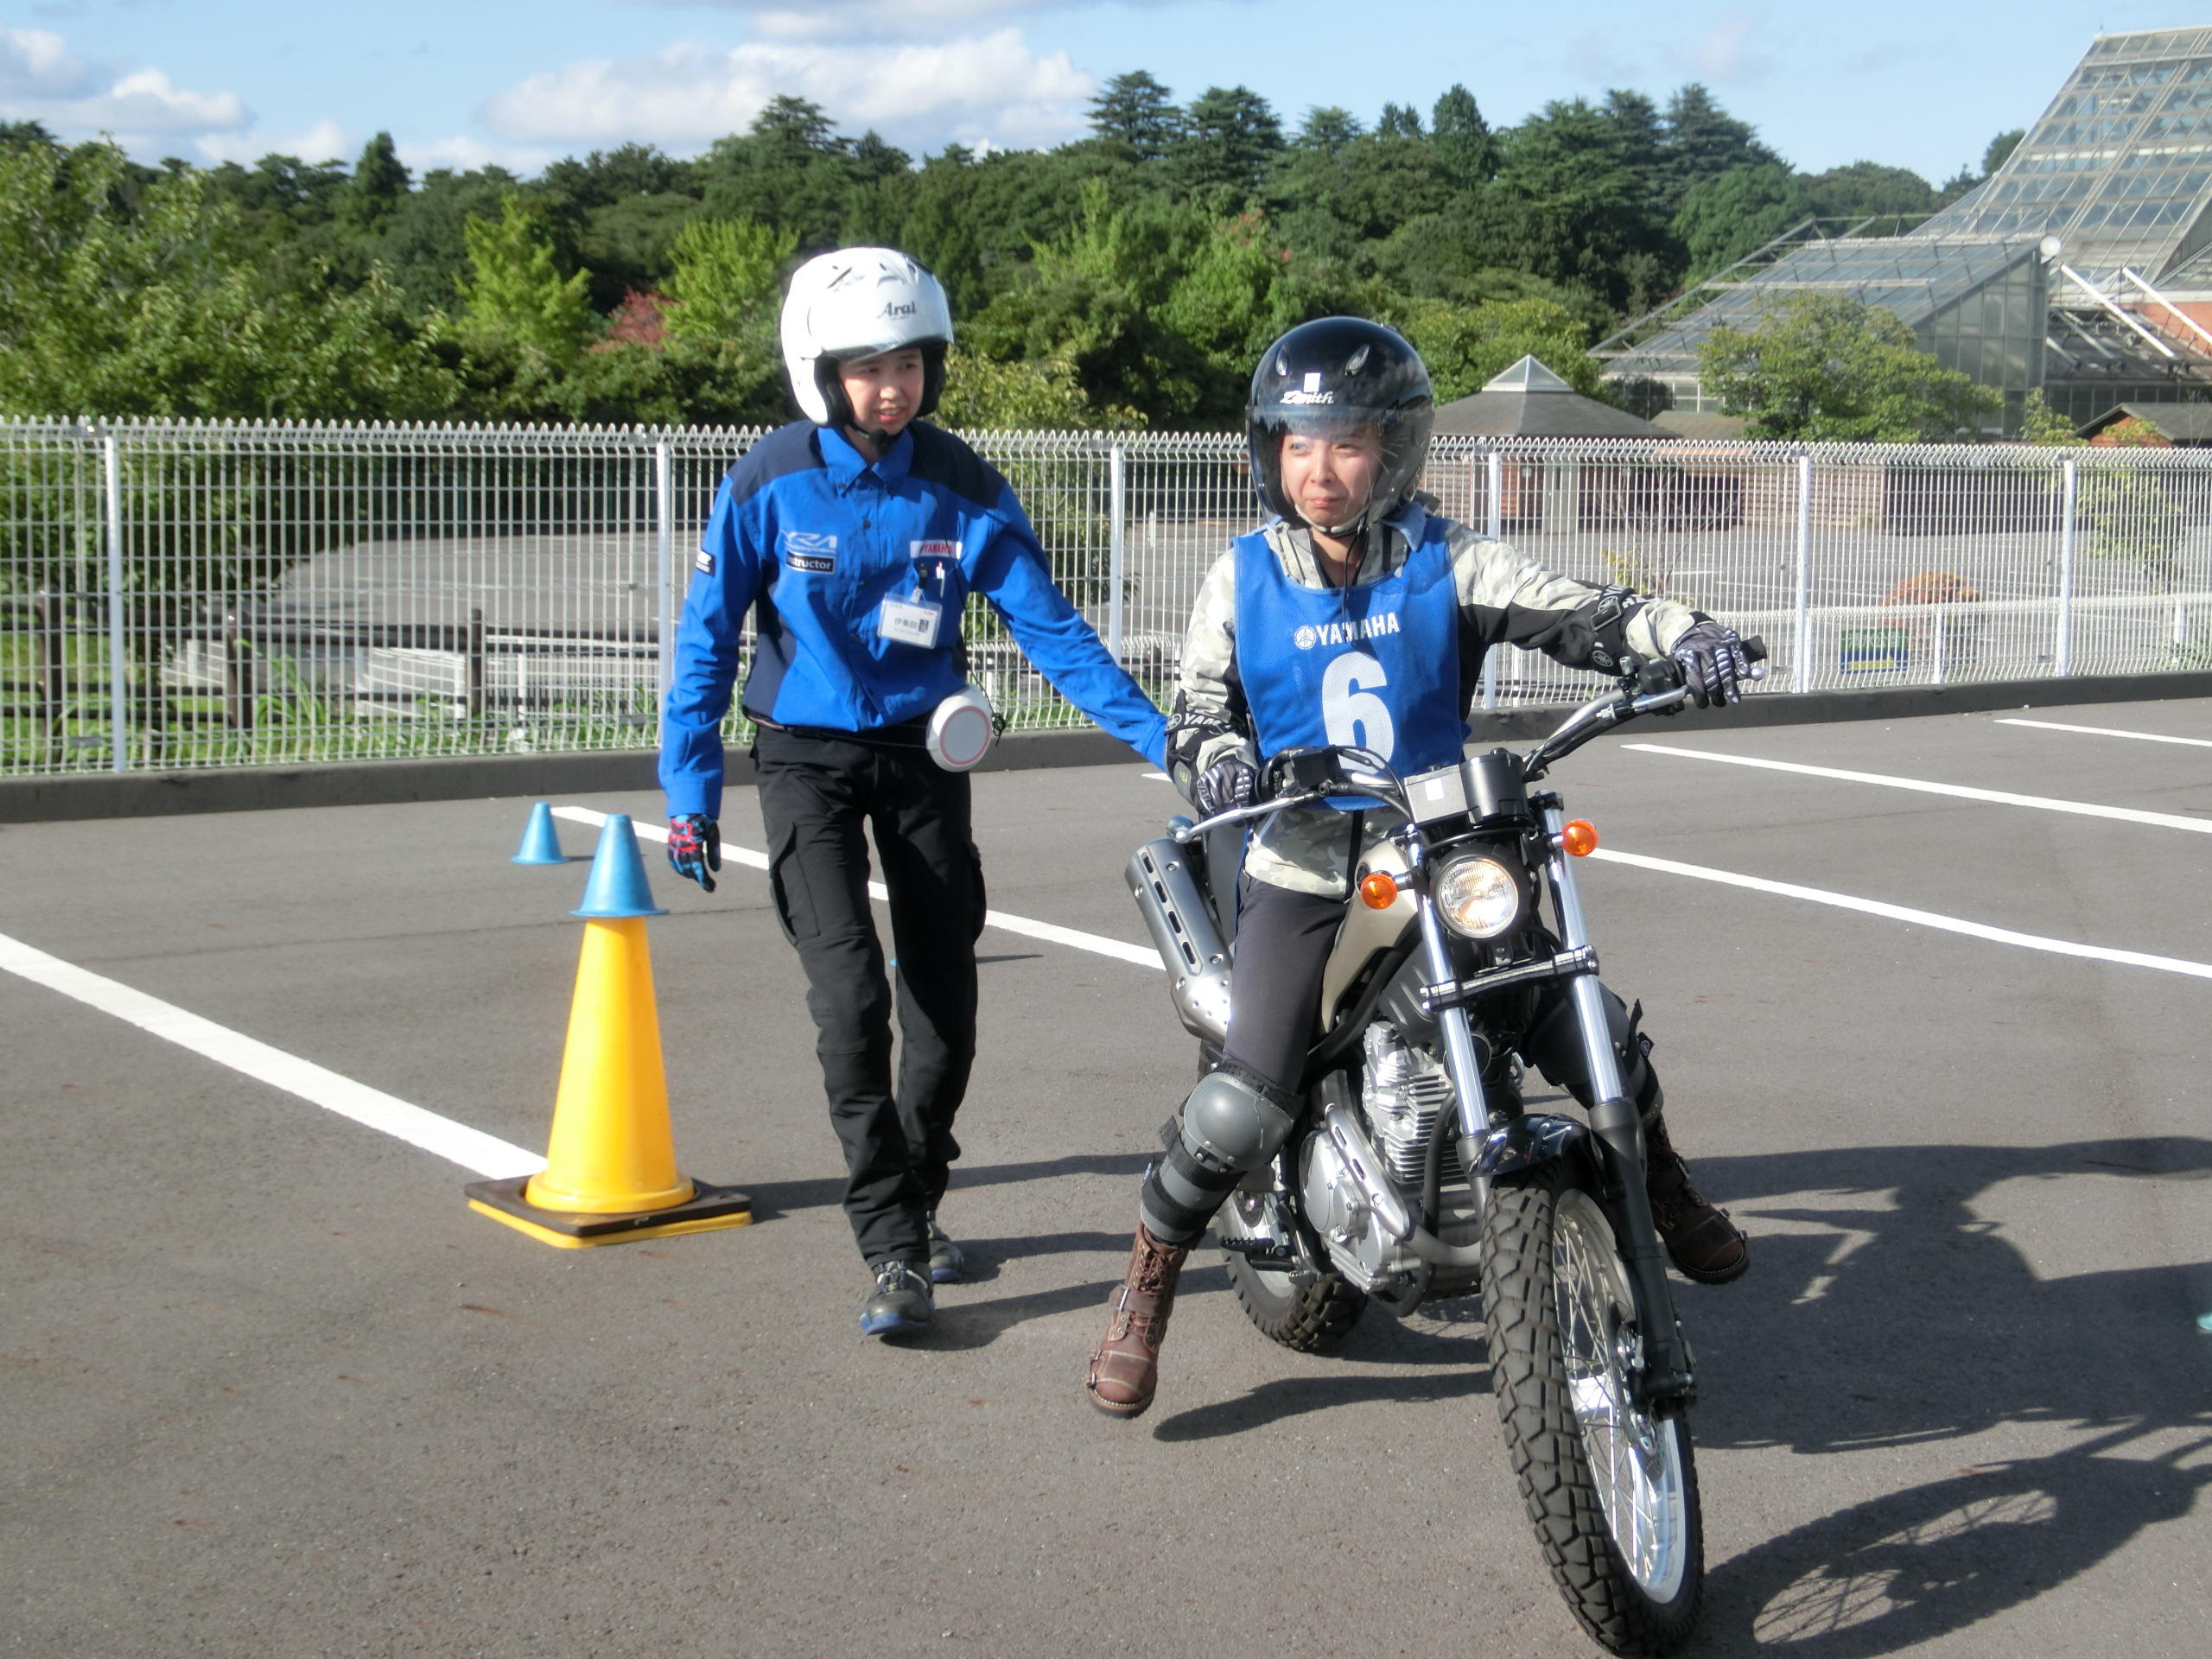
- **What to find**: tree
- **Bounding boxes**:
[1295,106,1363,156]
[1376,103,1423,140]
[1390,296,1607,403]
[450,193,595,367]
[1982,129,2025,176]
[1168,86,1284,199]
[1673,163,1815,278]
[1801,162,1939,227]
[1088,71,1181,162]
[1659,84,1778,212]
[0,139,452,421]
[1697,292,2001,440]
[1482,99,1671,311]
[337,131,410,238]
[660,216,795,346]
[1429,84,1497,187]
[963,181,1218,425]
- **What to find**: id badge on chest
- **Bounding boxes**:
[879,594,944,649]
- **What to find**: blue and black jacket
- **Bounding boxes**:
[660,421,1167,817]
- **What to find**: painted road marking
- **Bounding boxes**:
[1591,849,2212,982]
[1623,743,2212,835]
[554,806,1162,970]
[1995,718,2212,751]
[0,931,545,1179]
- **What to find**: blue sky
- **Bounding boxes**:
[4,2,2209,183]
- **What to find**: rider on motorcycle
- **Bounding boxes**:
[1086,317,1753,1419]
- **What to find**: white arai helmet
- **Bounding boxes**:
[779,247,955,429]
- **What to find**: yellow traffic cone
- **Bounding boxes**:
[466,817,750,1248]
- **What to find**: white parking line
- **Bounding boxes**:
[1622,743,2212,835]
[1995,718,2212,751]
[1591,849,2212,982]
[0,930,546,1179]
[554,805,1162,969]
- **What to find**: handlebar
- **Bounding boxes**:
[1171,633,1769,838]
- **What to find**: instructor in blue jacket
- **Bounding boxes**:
[659,248,1167,1338]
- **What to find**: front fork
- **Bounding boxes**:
[1536,802,1694,1407]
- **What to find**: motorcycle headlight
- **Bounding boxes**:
[1433,855,1522,940]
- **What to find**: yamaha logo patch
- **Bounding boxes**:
[1295,613,1401,649]
[782,531,838,573]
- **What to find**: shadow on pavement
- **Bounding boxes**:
[1675,1134,2212,1654]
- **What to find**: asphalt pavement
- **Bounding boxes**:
[3,696,2209,1658]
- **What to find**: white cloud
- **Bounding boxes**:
[193,118,353,167]
[620,1,1146,45]
[0,27,249,143]
[0,27,90,97]
[1673,10,1775,86]
[1562,30,1641,86]
[480,29,1092,154]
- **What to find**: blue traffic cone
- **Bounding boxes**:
[512,801,567,865]
[573,814,667,919]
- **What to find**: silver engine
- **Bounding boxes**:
[1359,1021,1465,1190]
[1295,1021,1476,1294]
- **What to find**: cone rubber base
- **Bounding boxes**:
[465,1174,752,1249]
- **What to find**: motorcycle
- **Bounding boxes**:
[1125,643,1763,1656]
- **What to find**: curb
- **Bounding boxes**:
[3,671,2209,825]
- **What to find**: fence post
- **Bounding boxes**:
[2056,454,2077,677]
[1107,442,1127,664]
[102,429,129,771]
[654,438,676,744]
[1932,604,1948,685]
[1483,448,1503,711]
[34,589,62,765]
[223,605,254,731]
[467,607,486,723]
[1792,451,1814,693]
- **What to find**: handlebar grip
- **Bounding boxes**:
[1741,634,1768,664]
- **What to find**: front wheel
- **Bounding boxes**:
[1478,1164,1704,1656]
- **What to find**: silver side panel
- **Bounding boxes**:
[1126,838,1233,1045]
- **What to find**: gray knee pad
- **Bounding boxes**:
[1182,1066,1296,1173]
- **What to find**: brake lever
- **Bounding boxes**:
[1171,788,1328,844]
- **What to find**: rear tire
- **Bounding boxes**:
[1478,1164,1704,1656]
[1217,1184,1366,1353]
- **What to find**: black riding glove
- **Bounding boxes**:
[1192,756,1259,819]
[667,813,721,893]
[1671,621,1752,708]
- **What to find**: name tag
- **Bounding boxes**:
[879,595,944,648]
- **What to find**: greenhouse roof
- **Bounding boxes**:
[1605,237,2045,378]
[1919,27,2212,283]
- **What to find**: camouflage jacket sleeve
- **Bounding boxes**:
[1443,518,1699,678]
[1163,550,1255,797]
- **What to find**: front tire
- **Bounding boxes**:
[1478,1164,1704,1656]
[1217,1183,1366,1353]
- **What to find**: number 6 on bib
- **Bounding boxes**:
[1322,651,1395,758]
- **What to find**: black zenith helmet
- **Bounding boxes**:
[1247,317,1434,530]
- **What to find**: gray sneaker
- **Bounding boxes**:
[861,1259,933,1338]
[926,1213,965,1284]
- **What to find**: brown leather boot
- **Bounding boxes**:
[1085,1224,1190,1419]
[1644,1116,1749,1284]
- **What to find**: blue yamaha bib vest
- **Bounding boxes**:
[1230,517,1465,784]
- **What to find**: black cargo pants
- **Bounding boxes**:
[753,722,987,1267]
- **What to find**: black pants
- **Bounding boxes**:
[753,724,986,1267]
[1222,875,1659,1109]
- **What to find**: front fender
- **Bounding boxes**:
[1474,1113,1598,1185]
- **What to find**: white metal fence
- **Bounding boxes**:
[5,419,2209,778]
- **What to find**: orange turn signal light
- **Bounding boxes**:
[1357,871,1401,910]
[1560,820,1599,857]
